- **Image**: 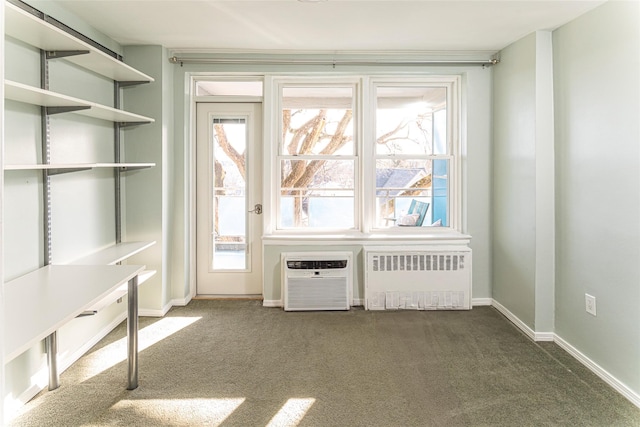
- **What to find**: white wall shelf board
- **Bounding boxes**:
[5,80,154,123]
[70,241,156,266]
[4,163,93,171]
[81,270,157,314]
[3,264,145,362]
[5,2,154,83]
[70,242,157,315]
[4,163,155,173]
[96,163,156,171]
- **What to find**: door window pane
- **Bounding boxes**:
[212,118,247,269]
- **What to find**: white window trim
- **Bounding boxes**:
[367,76,462,233]
[267,76,362,235]
[264,74,463,238]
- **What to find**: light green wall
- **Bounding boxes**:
[122,45,175,314]
[553,0,640,393]
[491,30,556,333]
[464,66,493,302]
[1,4,5,424]
[491,33,538,328]
[493,0,640,398]
[169,64,493,304]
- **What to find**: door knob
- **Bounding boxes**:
[248,203,262,215]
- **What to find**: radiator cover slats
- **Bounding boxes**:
[365,248,472,311]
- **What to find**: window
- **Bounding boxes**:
[373,83,452,229]
[271,76,460,233]
[277,84,356,229]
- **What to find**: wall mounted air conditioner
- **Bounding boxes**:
[364,246,472,310]
[283,252,352,311]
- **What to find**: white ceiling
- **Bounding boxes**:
[51,0,606,53]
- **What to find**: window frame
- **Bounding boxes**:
[366,76,461,233]
[266,74,462,236]
[272,77,362,233]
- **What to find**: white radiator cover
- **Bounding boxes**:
[365,246,472,310]
[283,252,352,311]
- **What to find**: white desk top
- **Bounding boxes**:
[4,264,145,362]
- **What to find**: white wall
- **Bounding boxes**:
[553,0,640,396]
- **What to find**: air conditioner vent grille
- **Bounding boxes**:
[286,259,347,270]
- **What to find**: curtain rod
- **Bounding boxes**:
[168,56,499,67]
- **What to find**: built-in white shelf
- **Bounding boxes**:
[4,163,93,171]
[81,270,157,315]
[2,0,154,392]
[5,2,154,83]
[4,80,155,123]
[70,241,157,314]
[95,163,156,171]
[4,264,145,362]
[4,162,156,174]
[70,241,156,266]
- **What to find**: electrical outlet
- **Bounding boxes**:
[585,293,597,316]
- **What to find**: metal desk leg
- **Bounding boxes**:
[127,275,139,390]
[45,331,59,390]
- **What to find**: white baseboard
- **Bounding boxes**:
[262,299,283,308]
[5,312,128,420]
[491,299,553,341]
[533,331,555,342]
[139,301,173,317]
[265,299,365,308]
[554,335,640,409]
[7,383,43,421]
[491,299,536,340]
[472,297,492,306]
[171,296,191,307]
[492,299,639,409]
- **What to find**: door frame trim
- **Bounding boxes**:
[186,74,265,301]
[195,102,263,296]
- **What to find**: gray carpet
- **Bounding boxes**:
[8,300,640,426]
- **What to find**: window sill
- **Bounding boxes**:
[262,230,471,246]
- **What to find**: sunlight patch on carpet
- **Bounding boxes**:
[109,398,245,426]
[76,317,201,382]
[266,398,316,427]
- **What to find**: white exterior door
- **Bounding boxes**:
[196,103,263,296]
